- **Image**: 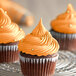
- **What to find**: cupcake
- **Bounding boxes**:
[50,4,76,52]
[0,8,25,63]
[19,18,59,76]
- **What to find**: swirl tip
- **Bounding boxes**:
[0,8,11,25]
[67,4,74,12]
[0,8,4,13]
[0,8,8,17]
[38,18,45,29]
[32,18,46,36]
[39,18,42,25]
[68,4,72,8]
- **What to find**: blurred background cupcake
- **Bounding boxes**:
[18,18,59,76]
[0,0,34,27]
[0,8,25,63]
[50,4,76,52]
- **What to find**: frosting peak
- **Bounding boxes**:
[67,4,74,13]
[67,4,75,13]
[0,8,11,32]
[19,19,59,56]
[32,18,46,37]
[51,4,76,34]
[0,8,25,43]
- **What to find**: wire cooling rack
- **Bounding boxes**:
[0,51,76,76]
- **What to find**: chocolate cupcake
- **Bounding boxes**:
[50,4,76,52]
[19,18,59,76]
[0,8,25,63]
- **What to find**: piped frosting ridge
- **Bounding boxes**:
[0,8,25,43]
[51,4,76,34]
[19,18,59,56]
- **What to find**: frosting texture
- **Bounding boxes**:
[19,18,59,56]
[0,8,25,43]
[51,4,76,34]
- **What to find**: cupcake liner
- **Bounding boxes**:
[50,29,76,52]
[0,44,19,63]
[51,29,76,39]
[19,53,58,76]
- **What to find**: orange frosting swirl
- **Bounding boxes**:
[19,19,59,56]
[51,4,76,34]
[0,8,25,43]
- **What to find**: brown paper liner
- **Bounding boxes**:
[20,53,58,76]
[0,42,19,63]
[50,29,76,52]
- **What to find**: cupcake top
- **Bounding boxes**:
[0,8,25,43]
[19,18,59,56]
[51,4,76,34]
